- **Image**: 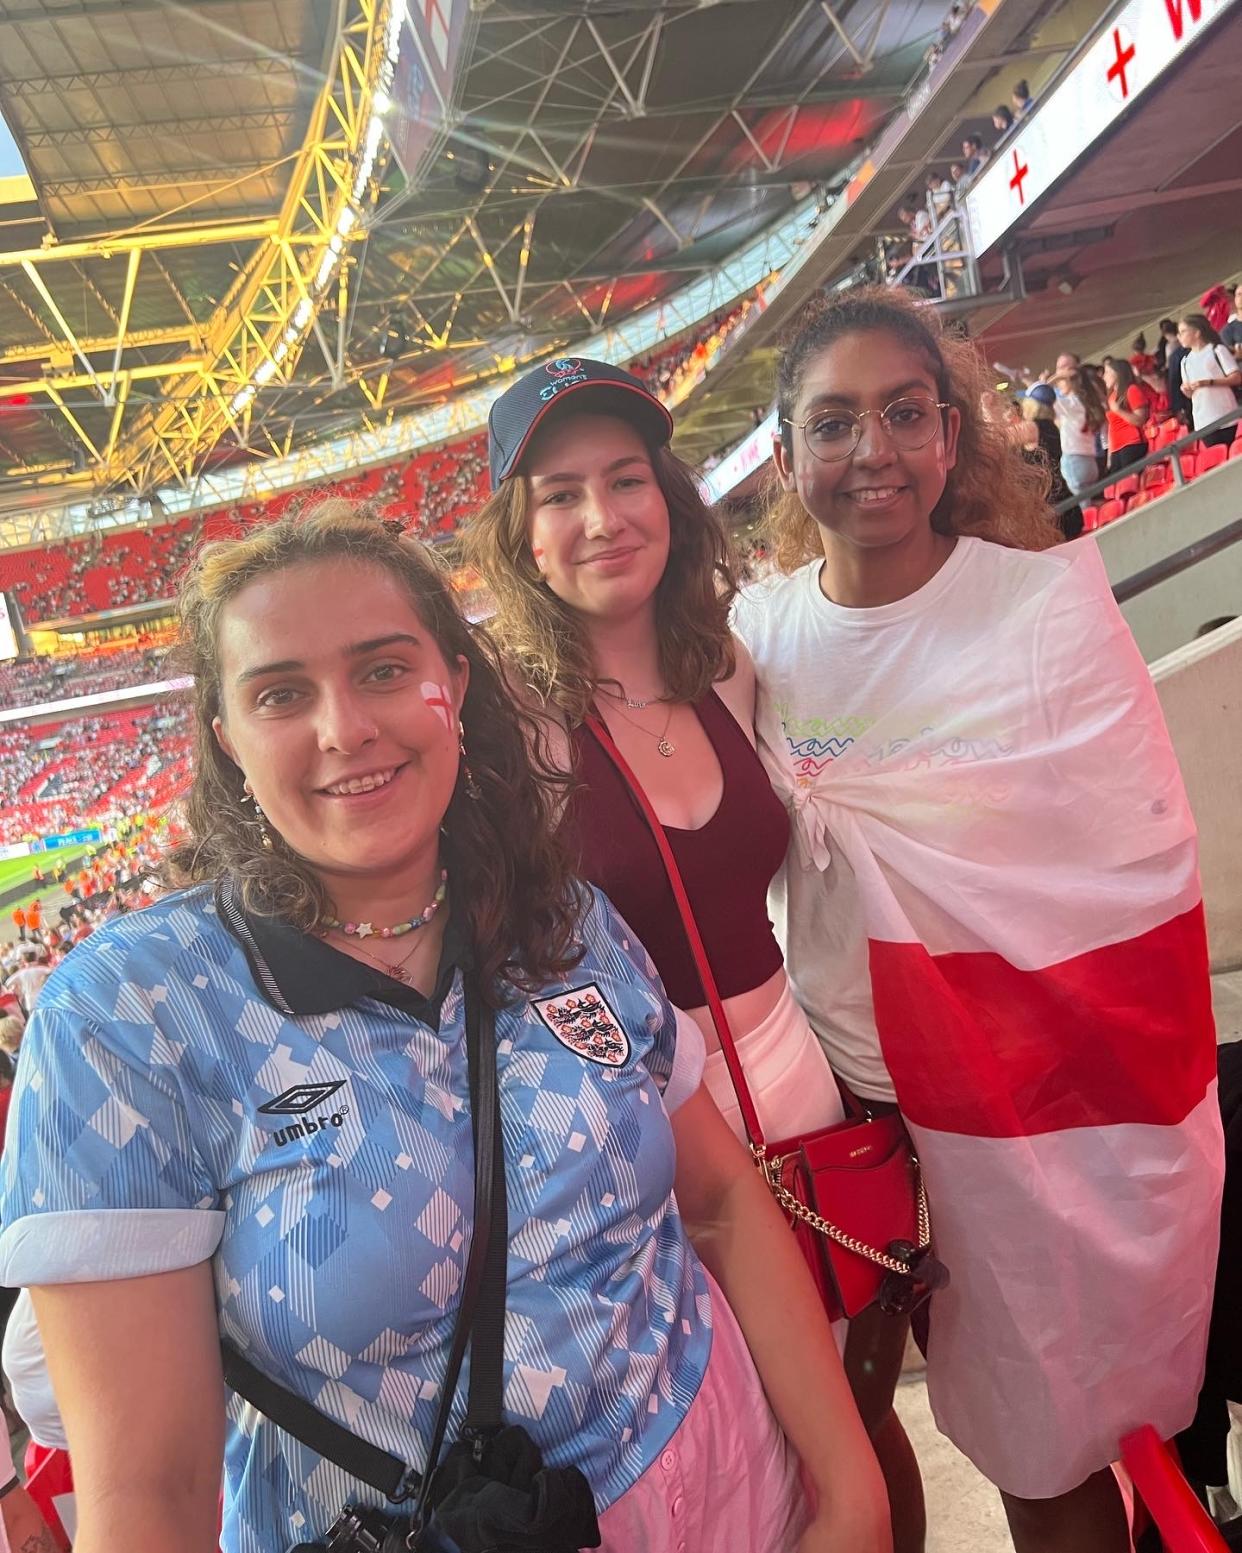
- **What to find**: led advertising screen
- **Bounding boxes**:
[0,592,20,662]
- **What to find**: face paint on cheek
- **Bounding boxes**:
[420,682,455,733]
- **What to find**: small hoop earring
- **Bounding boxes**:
[241,780,274,850]
[458,722,481,801]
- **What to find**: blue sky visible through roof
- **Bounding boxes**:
[0,115,29,180]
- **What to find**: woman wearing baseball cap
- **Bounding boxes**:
[468,359,908,1550]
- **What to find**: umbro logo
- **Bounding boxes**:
[258,1082,346,1116]
[259,1082,351,1149]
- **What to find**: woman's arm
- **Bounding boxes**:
[671,1086,891,1552]
[715,634,758,747]
[31,1263,224,1553]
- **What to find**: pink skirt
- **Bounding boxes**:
[596,1274,811,1553]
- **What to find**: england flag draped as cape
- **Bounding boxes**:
[752,540,1223,1497]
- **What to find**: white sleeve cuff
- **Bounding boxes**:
[663,1009,707,1115]
[0,1208,225,1287]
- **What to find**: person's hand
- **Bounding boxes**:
[1184,380,1200,394]
[797,1507,893,1553]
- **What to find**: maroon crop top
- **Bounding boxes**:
[564,691,789,1009]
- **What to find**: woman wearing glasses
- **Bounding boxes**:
[735,286,1221,1553]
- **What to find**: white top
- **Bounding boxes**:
[1053,391,1097,457]
[735,538,990,1100]
[1181,343,1238,430]
[2,965,50,1013]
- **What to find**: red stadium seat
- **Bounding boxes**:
[1111,475,1140,501]
[1230,439,1242,460]
[1097,499,1123,526]
[1080,504,1100,531]
[1120,1427,1229,1552]
[1179,453,1199,483]
[1194,444,1229,477]
[1140,460,1170,489]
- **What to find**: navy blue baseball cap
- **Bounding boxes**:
[487,356,675,488]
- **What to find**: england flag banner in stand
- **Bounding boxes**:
[754,542,1223,1497]
[965,0,1239,255]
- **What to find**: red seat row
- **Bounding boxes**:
[1082,424,1241,529]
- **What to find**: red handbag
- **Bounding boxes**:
[584,712,942,1321]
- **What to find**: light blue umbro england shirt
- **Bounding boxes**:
[0,882,711,1553]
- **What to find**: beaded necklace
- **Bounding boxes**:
[323,869,448,940]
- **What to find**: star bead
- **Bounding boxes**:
[356,922,374,938]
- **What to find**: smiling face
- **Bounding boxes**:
[523,411,671,625]
[773,328,960,553]
[211,556,467,898]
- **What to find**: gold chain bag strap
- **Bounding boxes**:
[583,711,945,1321]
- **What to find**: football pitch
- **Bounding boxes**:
[0,844,90,895]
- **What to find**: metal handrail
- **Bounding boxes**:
[1053,405,1241,516]
[1113,515,1242,604]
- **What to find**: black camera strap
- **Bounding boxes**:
[221,969,507,1506]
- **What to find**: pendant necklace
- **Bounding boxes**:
[605,699,677,758]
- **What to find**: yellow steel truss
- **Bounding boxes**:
[3,0,395,494]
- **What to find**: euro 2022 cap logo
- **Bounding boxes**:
[545,358,582,379]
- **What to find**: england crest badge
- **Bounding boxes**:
[531,983,631,1067]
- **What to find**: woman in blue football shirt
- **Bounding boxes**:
[0,504,887,1553]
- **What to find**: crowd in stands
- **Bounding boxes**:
[629,304,751,405]
[991,278,1242,532]
[1,821,174,1028]
[0,701,191,846]
[0,309,754,630]
[0,644,167,713]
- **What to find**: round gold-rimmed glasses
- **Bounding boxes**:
[783,395,951,463]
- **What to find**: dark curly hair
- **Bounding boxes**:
[766,285,1061,569]
[164,499,583,1001]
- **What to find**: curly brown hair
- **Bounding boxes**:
[765,286,1061,570]
[464,438,738,721]
[165,499,583,1001]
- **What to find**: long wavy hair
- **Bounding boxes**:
[1063,367,1108,433]
[765,286,1061,570]
[464,432,738,721]
[164,500,582,1000]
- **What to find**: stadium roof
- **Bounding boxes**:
[0,0,958,534]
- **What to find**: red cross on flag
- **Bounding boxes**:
[1008,149,1030,206]
[1106,24,1137,101]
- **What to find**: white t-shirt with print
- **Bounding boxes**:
[1181,343,1238,430]
[734,537,1044,1103]
[1053,391,1097,457]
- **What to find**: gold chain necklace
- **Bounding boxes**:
[603,698,677,758]
[344,928,428,986]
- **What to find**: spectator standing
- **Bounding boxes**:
[1103,357,1151,473]
[1011,78,1034,116]
[1022,386,1082,539]
[961,135,989,175]
[1201,285,1232,334]
[9,906,25,944]
[1049,367,1106,494]
[1160,320,1193,425]
[991,105,1015,136]
[3,948,51,1018]
[1220,282,1242,365]
[1179,314,1242,448]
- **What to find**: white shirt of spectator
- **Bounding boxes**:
[1181,344,1239,431]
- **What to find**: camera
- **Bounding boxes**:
[291,1502,413,1553]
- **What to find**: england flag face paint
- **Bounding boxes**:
[420,682,455,732]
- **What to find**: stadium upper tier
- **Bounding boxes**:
[0,702,190,844]
[0,313,744,625]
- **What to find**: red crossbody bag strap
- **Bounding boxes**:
[583,712,767,1148]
